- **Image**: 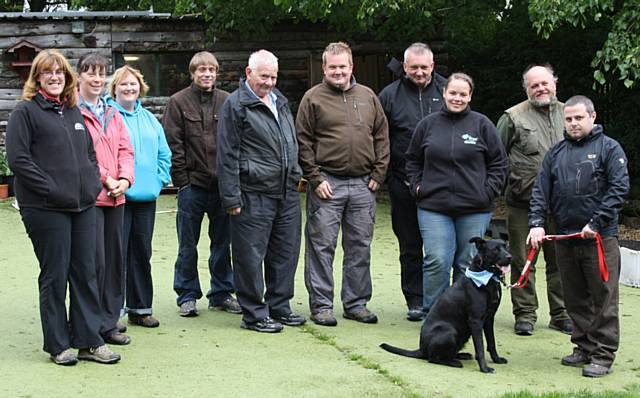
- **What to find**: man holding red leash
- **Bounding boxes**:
[527,95,629,378]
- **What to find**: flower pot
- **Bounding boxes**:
[0,184,8,199]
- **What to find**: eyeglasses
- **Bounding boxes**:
[40,70,65,78]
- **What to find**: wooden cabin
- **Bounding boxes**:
[0,11,447,145]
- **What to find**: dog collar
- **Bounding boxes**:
[465,269,494,287]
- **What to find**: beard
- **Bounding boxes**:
[529,95,557,108]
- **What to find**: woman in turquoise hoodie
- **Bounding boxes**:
[107,65,172,328]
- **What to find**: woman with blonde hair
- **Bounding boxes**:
[6,49,121,365]
[107,65,172,328]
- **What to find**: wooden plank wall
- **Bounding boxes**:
[0,16,205,142]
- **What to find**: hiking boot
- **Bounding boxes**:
[273,312,306,326]
[561,350,590,367]
[50,348,78,366]
[116,321,127,333]
[343,308,378,324]
[209,296,242,314]
[514,321,534,336]
[104,331,131,345]
[407,307,427,322]
[582,363,613,377]
[240,317,283,333]
[77,345,121,364]
[549,319,573,335]
[128,314,160,328]
[179,300,198,317]
[311,310,338,327]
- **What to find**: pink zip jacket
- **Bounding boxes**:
[80,103,134,207]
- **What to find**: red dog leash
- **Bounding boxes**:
[508,232,609,289]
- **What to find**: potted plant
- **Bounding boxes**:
[0,148,13,199]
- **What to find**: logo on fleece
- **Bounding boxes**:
[74,122,85,131]
[461,133,477,145]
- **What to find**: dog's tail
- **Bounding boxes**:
[379,343,426,359]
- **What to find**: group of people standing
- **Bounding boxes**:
[6,49,171,365]
[6,40,629,378]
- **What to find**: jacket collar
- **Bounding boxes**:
[322,75,358,93]
[564,124,603,143]
[189,82,215,101]
[441,103,471,117]
[237,78,288,108]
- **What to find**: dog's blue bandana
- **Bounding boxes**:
[465,269,494,287]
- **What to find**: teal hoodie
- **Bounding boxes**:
[107,98,172,201]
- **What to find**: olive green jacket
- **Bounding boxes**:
[497,100,564,208]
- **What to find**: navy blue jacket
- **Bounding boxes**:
[405,106,507,216]
[529,125,629,237]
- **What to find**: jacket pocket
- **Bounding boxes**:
[575,160,598,196]
[506,160,538,202]
[517,127,540,156]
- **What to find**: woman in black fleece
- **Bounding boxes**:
[405,73,507,315]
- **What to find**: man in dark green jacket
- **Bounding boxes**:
[497,64,571,336]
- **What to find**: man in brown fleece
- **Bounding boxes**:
[296,42,389,327]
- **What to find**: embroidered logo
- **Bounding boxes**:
[462,133,477,145]
[587,153,597,160]
[74,123,85,131]
[619,158,625,164]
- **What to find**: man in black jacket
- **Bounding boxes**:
[163,51,239,318]
[378,43,445,321]
[528,95,629,378]
[217,50,305,333]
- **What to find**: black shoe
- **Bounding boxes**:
[310,310,338,326]
[273,312,306,326]
[240,317,283,333]
[514,321,534,336]
[407,307,427,322]
[582,363,613,377]
[343,308,378,324]
[561,350,590,367]
[549,319,573,335]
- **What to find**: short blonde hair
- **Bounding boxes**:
[189,51,219,76]
[22,49,78,107]
[109,65,150,99]
[322,42,352,66]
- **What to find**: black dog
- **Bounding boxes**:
[380,237,512,373]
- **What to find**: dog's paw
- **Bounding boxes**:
[480,366,496,374]
[493,356,508,364]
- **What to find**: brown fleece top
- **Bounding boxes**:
[296,80,389,189]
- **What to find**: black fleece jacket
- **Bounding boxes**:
[405,106,507,216]
[379,73,446,181]
[6,93,101,211]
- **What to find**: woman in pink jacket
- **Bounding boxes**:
[77,53,134,346]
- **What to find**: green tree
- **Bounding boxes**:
[529,0,640,88]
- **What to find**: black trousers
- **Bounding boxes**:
[20,207,103,355]
[556,237,620,367]
[387,175,423,308]
[96,205,125,337]
[123,201,156,315]
[230,192,301,323]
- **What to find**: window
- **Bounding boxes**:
[114,52,194,96]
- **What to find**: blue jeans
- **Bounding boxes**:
[417,209,492,312]
[173,185,234,306]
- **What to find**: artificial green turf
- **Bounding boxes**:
[1,195,639,397]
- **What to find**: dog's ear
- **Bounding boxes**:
[469,236,485,247]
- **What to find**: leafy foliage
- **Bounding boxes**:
[530,0,640,88]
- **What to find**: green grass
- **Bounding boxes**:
[1,194,639,398]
